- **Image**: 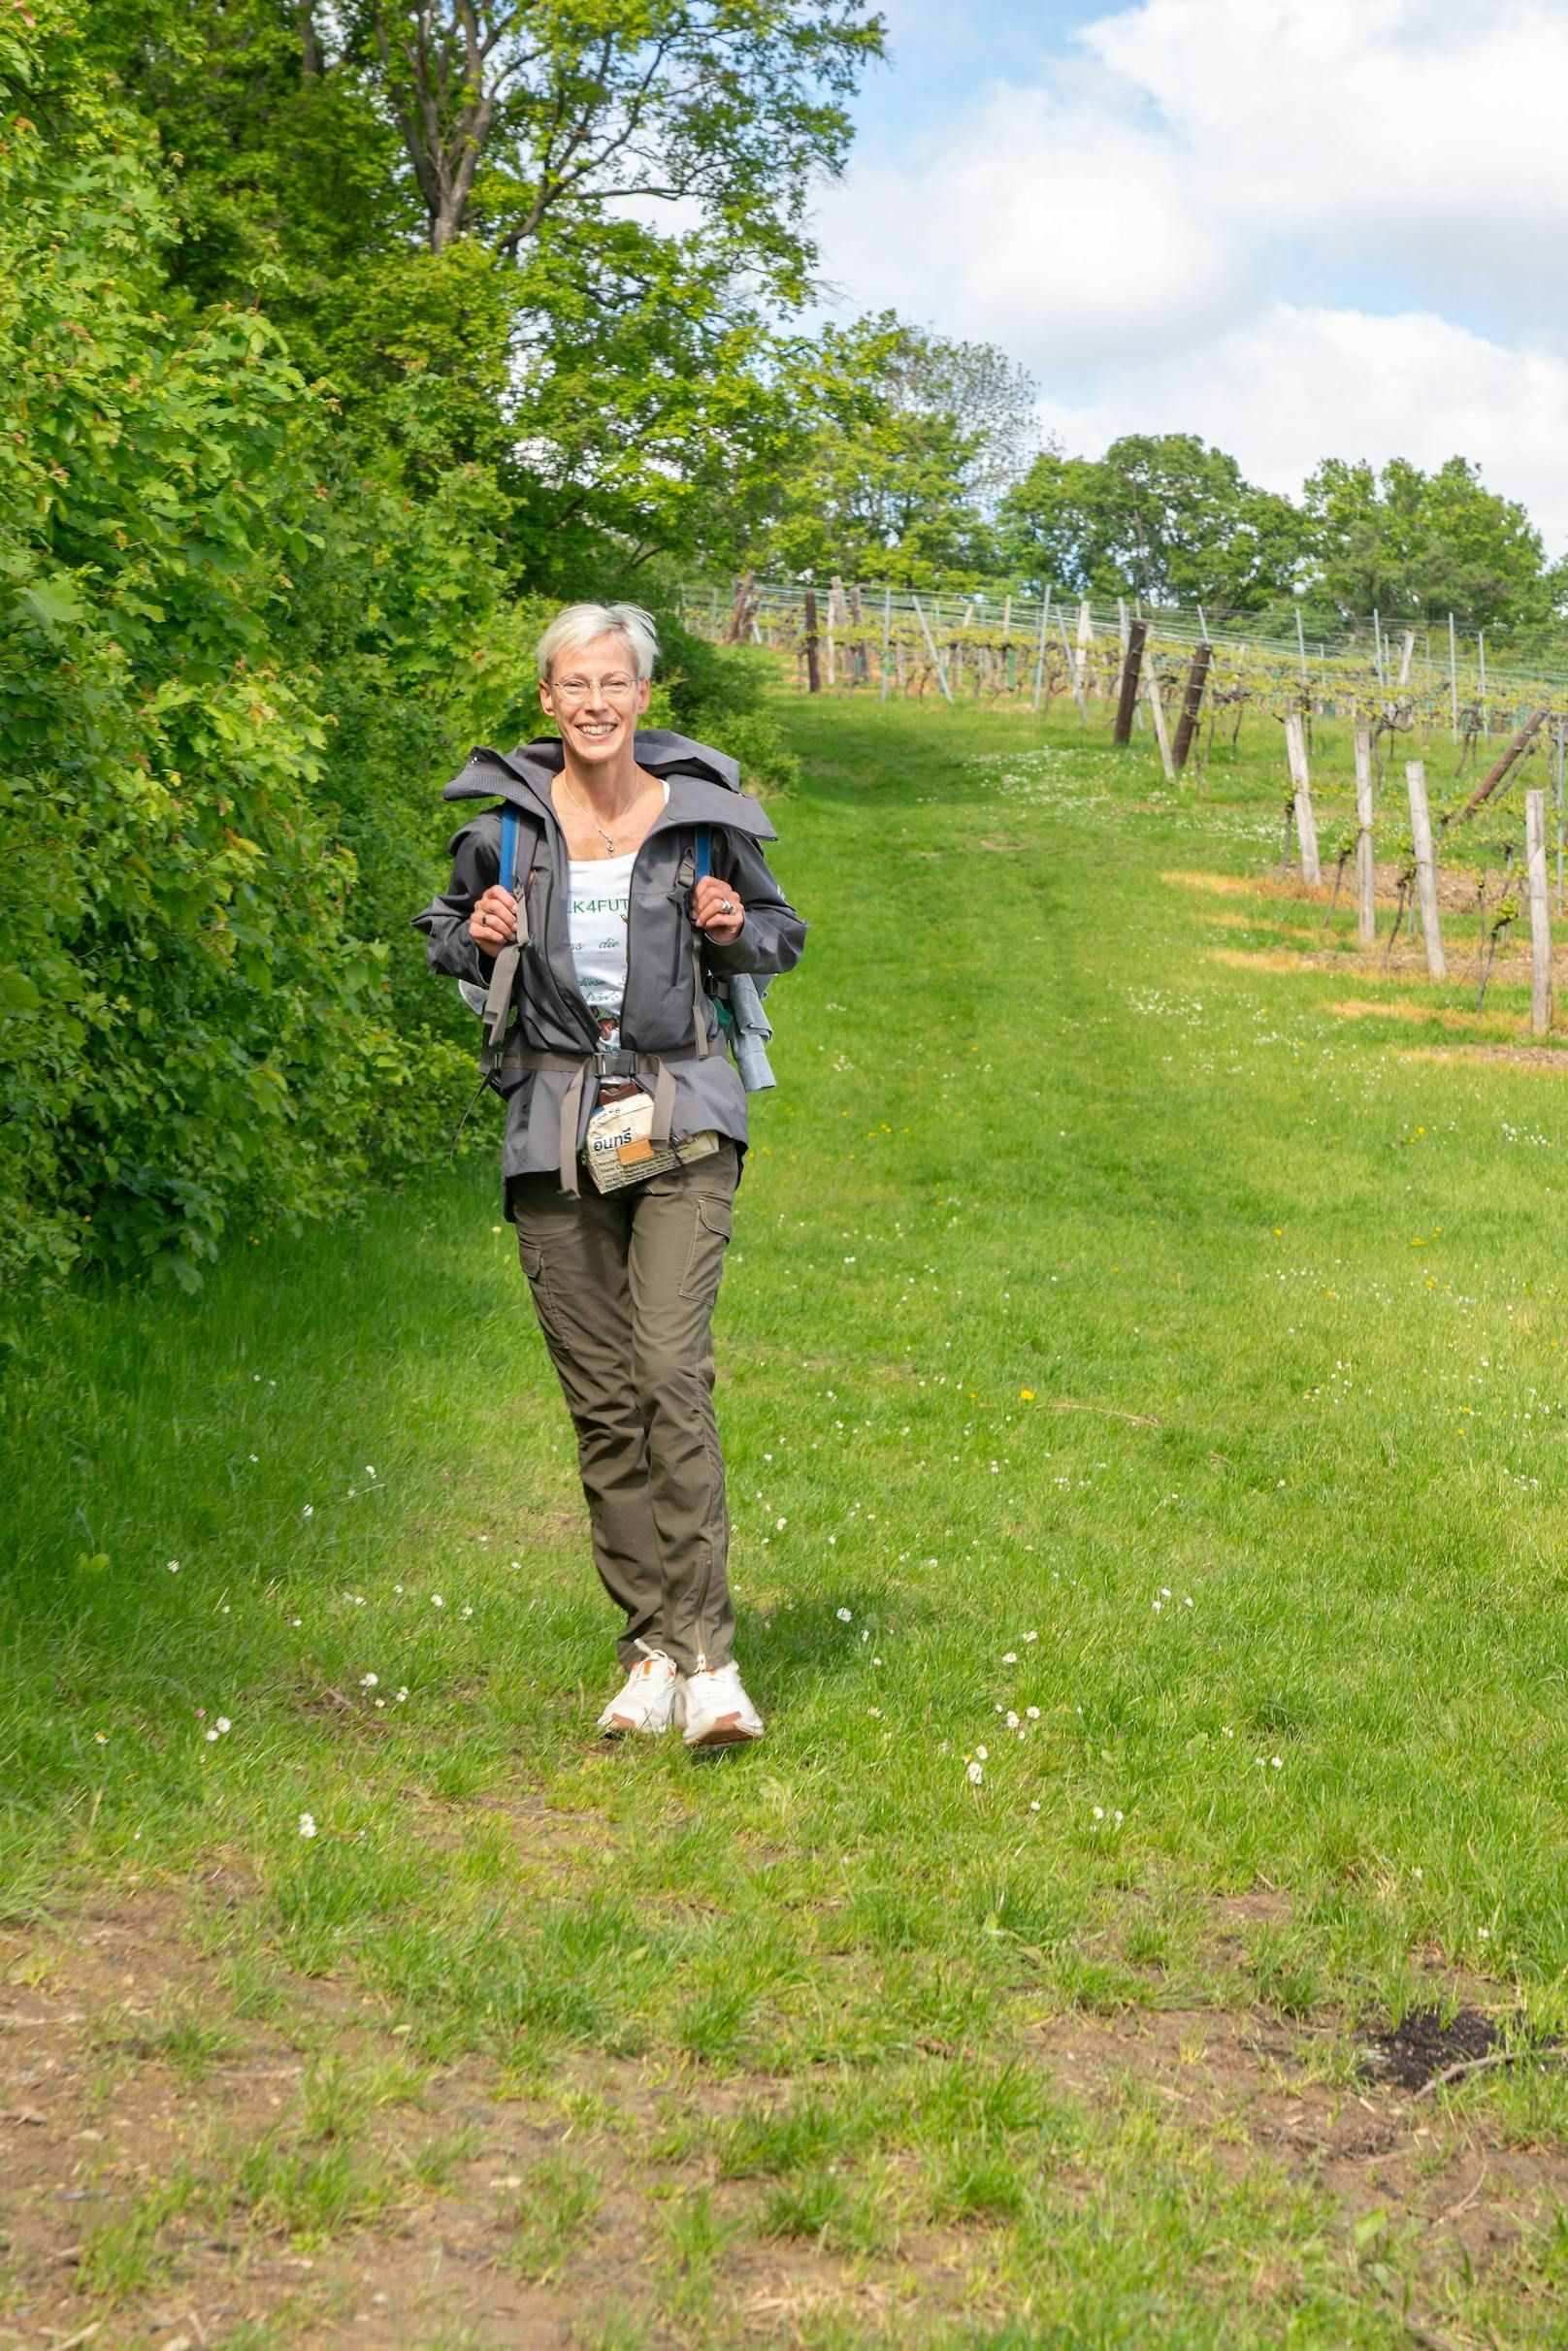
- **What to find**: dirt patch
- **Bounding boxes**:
[1207,946,1341,974]
[6,1886,1568,2344]
[1359,2007,1499,2094]
[0,1894,953,2350]
[1163,863,1547,917]
[1162,869,1299,898]
[1210,941,1568,994]
[1205,1888,1294,1940]
[1326,999,1520,1035]
[1399,1044,1568,1070]
[1027,1993,1568,2271]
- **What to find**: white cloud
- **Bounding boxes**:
[1085,0,1568,295]
[810,0,1568,544]
[1037,305,1568,547]
[821,88,1234,367]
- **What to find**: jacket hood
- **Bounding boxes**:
[442,730,774,837]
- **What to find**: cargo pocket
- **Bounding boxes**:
[679,1193,733,1300]
[516,1233,558,1334]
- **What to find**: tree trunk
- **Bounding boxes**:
[373,9,498,253]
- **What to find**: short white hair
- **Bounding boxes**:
[537,602,659,684]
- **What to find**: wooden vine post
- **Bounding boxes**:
[1144,645,1176,782]
[1075,601,1094,696]
[1527,787,1552,1034]
[1284,710,1322,886]
[910,592,953,704]
[1354,727,1376,947]
[721,569,756,643]
[826,574,846,686]
[1171,642,1212,772]
[1113,618,1148,746]
[1058,613,1088,725]
[1460,707,1546,818]
[802,588,821,694]
[1406,761,1447,980]
[1030,590,1053,714]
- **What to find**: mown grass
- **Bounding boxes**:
[5,689,1568,2343]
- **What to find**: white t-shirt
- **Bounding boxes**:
[566,782,671,1052]
[568,847,637,1050]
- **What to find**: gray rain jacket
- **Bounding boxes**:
[411,730,806,1200]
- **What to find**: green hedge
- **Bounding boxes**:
[0,15,797,1307]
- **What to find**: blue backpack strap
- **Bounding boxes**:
[695,824,711,883]
[481,803,526,1049]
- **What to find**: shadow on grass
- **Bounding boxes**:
[741,1573,923,1686]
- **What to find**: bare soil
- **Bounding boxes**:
[1163,862,1552,918]
[6,1888,1567,2347]
[1397,1043,1568,1070]
[1,1887,917,2350]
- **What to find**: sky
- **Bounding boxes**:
[807,0,1568,549]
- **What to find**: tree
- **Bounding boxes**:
[877,329,1038,508]
[99,0,880,282]
[746,313,1032,583]
[346,0,880,275]
[1302,455,1552,630]
[998,433,1303,620]
[94,0,885,575]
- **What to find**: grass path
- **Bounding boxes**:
[5,696,1568,2345]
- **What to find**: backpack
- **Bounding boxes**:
[456,814,775,1091]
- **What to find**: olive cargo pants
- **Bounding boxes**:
[509,1143,739,1677]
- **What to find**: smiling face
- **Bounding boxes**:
[539,631,651,768]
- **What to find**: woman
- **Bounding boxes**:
[412,603,805,1747]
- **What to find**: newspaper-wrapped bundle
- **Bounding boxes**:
[583,1090,720,1194]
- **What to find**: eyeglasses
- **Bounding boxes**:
[548,674,639,704]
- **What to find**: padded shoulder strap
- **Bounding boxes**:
[480,804,533,1047]
[682,823,711,1061]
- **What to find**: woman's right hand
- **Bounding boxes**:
[470,885,518,960]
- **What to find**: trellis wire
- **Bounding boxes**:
[681,577,1568,728]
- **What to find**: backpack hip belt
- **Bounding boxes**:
[497,1044,711,1196]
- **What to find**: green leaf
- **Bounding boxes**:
[0,969,43,1015]
[17,578,85,633]
[1353,2207,1388,2255]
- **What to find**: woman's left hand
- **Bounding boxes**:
[693,876,745,944]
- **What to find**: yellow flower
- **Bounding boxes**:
[1020,1388,1035,1402]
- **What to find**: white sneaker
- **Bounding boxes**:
[674,1660,765,1748]
[595,1649,678,1738]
